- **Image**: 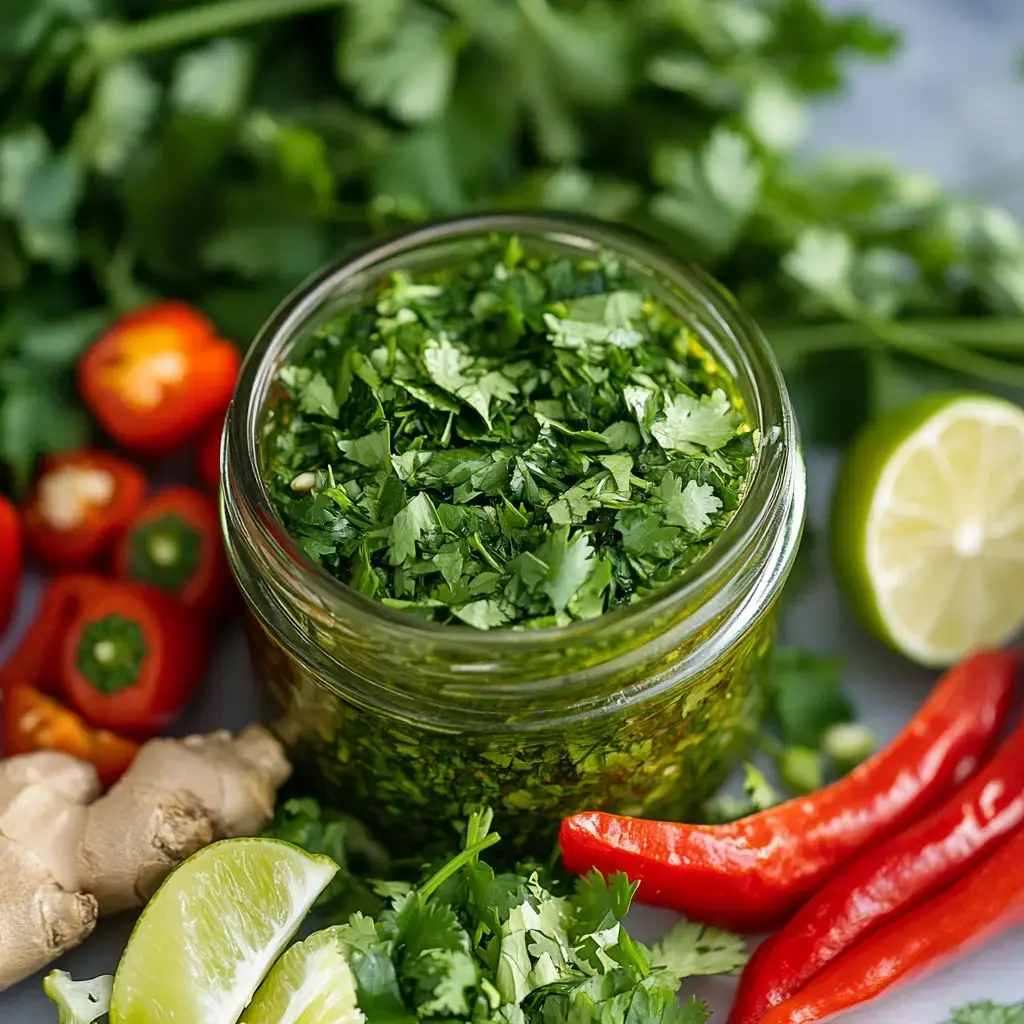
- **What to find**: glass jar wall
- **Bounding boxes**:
[221,214,806,856]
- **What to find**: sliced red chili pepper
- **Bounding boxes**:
[731,675,1024,1024]
[113,486,233,617]
[195,419,224,493]
[60,581,209,737]
[0,495,21,637]
[559,650,1017,933]
[3,684,139,786]
[22,451,147,569]
[79,300,241,456]
[0,574,108,693]
[760,823,1024,1024]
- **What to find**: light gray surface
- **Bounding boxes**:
[6,2,1024,1017]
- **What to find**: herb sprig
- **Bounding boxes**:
[265,239,753,628]
[269,804,748,1023]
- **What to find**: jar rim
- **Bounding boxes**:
[224,211,799,653]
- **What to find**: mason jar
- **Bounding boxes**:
[221,213,806,857]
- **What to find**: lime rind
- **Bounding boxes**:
[109,838,338,1024]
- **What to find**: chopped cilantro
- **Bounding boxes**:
[264,239,753,628]
[264,805,746,1023]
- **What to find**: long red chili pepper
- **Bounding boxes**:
[559,650,1017,932]
[760,823,1024,1023]
[731,683,1024,1024]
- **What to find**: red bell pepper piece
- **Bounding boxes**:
[195,418,224,493]
[79,300,241,456]
[731,672,1024,1024]
[113,486,233,617]
[3,684,139,786]
[559,650,1017,933]
[0,574,108,693]
[760,824,1024,1024]
[59,580,209,738]
[0,495,21,636]
[22,451,147,569]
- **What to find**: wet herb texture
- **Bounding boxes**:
[265,240,753,629]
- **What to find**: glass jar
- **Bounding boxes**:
[222,213,806,857]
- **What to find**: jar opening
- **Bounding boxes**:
[220,210,802,671]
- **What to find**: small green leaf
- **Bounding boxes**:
[652,390,741,452]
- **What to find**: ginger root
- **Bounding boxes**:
[0,724,291,991]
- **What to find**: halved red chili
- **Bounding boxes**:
[113,486,233,616]
[60,581,209,737]
[0,574,108,693]
[0,495,21,637]
[3,684,139,786]
[79,300,241,455]
[22,451,146,569]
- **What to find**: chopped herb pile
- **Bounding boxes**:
[265,239,754,629]
[266,804,748,1023]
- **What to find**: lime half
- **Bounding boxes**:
[110,838,337,1024]
[832,393,1024,666]
[241,927,364,1024]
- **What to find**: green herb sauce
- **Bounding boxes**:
[253,237,773,854]
[263,239,754,628]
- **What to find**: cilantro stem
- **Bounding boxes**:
[771,318,1024,359]
[470,534,504,574]
[87,0,344,61]
[770,317,1024,387]
[418,833,501,901]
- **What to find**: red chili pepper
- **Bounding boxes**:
[79,300,241,456]
[195,418,224,493]
[59,581,209,737]
[0,575,108,693]
[559,650,1017,933]
[0,495,21,636]
[731,676,1024,1024]
[760,824,1024,1024]
[3,684,139,786]
[23,451,147,569]
[113,486,233,617]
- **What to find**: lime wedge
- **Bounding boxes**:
[109,838,337,1024]
[240,927,364,1024]
[832,393,1024,666]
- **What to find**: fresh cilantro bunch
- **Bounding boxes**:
[4,0,1024,491]
[265,239,753,628]
[304,807,747,1023]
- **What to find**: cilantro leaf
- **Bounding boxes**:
[389,492,439,565]
[659,473,723,534]
[652,390,742,452]
[652,918,748,979]
[769,648,855,749]
[535,526,596,614]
